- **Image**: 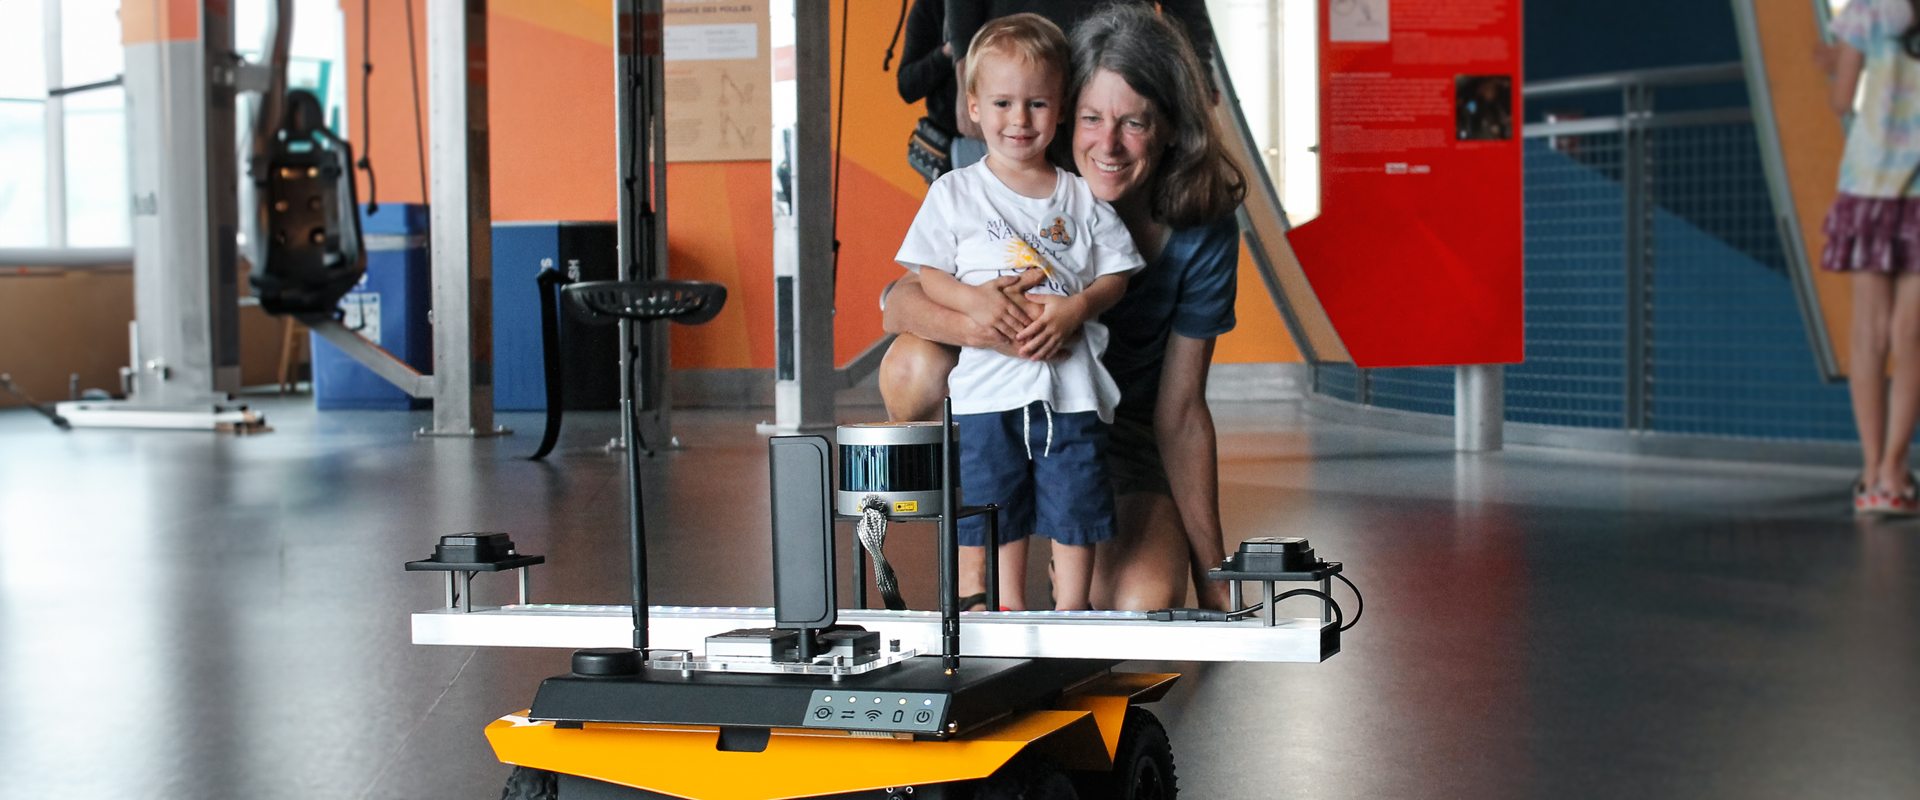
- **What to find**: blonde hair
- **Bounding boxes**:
[963,13,1071,95]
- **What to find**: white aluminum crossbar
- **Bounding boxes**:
[412,605,1335,663]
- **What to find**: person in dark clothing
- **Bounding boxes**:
[897,0,989,168]
[898,0,958,138]
[942,0,1220,138]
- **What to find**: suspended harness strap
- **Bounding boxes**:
[856,495,907,610]
[528,268,570,460]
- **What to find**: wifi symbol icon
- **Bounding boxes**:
[865,710,883,722]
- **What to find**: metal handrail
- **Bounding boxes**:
[1524,62,1746,98]
[1523,107,1754,139]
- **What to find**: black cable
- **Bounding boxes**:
[1230,581,1361,632]
[1150,588,1344,630]
[1250,588,1344,631]
[830,0,850,281]
[882,0,909,71]
[357,0,378,213]
[404,0,428,202]
[1334,572,1364,631]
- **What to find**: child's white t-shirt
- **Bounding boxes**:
[895,161,1145,421]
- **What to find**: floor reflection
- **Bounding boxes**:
[0,399,1914,799]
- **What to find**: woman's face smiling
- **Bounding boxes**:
[1073,68,1161,204]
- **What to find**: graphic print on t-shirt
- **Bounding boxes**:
[985,218,1069,294]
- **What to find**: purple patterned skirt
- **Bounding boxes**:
[1822,193,1920,273]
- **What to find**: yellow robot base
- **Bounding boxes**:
[488,671,1180,800]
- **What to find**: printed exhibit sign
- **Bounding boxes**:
[1288,0,1523,367]
[664,0,772,162]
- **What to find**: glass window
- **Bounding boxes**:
[1205,0,1320,225]
[61,0,124,89]
[0,0,47,99]
[63,85,128,247]
[0,102,49,247]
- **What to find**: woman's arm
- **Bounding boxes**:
[1152,332,1232,610]
[919,265,1035,341]
[1827,41,1864,117]
[883,271,1045,350]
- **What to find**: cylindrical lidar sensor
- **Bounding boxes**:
[836,422,946,517]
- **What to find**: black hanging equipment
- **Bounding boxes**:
[251,89,368,317]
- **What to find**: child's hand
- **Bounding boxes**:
[958,280,1036,341]
[1016,293,1091,361]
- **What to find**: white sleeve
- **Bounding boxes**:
[895,175,961,275]
[1085,197,1146,279]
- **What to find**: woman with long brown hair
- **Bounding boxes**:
[881,4,1246,609]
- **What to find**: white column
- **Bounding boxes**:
[767,0,837,433]
[1455,364,1504,452]
[42,0,66,248]
[425,0,501,436]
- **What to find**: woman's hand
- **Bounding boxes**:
[885,270,1051,353]
[917,268,1049,343]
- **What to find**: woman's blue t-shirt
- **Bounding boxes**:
[1098,214,1240,423]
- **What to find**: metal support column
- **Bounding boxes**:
[66,0,261,431]
[42,0,66,250]
[1454,364,1504,452]
[424,0,503,437]
[1621,83,1655,432]
[765,0,836,434]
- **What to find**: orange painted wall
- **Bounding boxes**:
[339,0,1297,369]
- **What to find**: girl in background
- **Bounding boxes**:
[1823,0,1920,515]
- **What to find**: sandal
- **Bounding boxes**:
[1856,478,1888,516]
[959,593,989,612]
[1886,473,1920,517]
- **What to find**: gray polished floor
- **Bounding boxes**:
[1,397,1914,799]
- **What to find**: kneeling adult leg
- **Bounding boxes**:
[879,334,958,423]
[1089,491,1190,611]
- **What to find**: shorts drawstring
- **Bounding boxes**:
[1020,402,1055,461]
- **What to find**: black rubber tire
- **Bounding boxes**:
[1075,707,1177,800]
[973,752,1080,800]
[501,766,558,800]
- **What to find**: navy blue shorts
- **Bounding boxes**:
[957,402,1116,547]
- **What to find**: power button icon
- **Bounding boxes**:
[914,710,933,724]
[814,707,833,720]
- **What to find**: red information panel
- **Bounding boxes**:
[1287,0,1524,367]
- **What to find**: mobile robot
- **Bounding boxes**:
[408,281,1355,799]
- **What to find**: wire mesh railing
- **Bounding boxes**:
[1312,63,1855,442]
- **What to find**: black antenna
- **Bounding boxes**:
[939,397,959,672]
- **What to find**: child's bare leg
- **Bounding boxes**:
[959,539,1030,610]
[1049,542,1097,610]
